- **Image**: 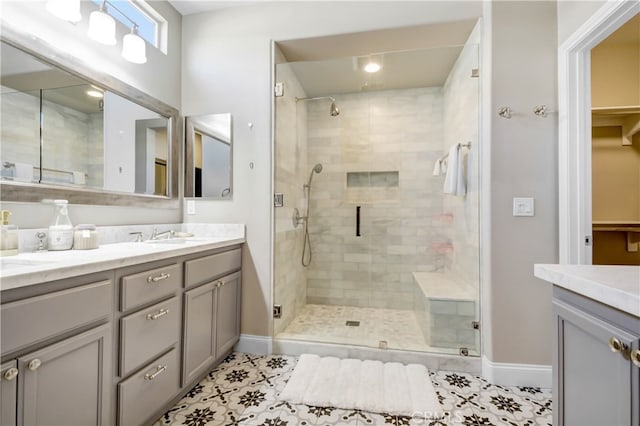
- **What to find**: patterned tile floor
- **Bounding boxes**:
[276,305,479,356]
[153,352,552,426]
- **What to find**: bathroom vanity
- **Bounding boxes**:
[0,229,244,426]
[534,264,640,425]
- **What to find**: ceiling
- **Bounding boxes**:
[168,0,257,16]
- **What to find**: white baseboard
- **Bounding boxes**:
[234,334,272,355]
[482,355,551,388]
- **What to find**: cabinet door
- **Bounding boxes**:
[216,271,241,358]
[20,323,111,426]
[1,360,18,426]
[182,281,217,386]
[554,299,639,425]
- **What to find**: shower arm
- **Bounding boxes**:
[295,96,336,103]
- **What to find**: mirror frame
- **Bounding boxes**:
[0,25,181,208]
[184,114,233,199]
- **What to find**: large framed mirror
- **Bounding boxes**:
[184,113,233,199]
[0,26,180,208]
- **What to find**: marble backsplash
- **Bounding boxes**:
[16,223,245,253]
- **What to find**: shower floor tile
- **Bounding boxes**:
[153,352,552,426]
[276,304,476,355]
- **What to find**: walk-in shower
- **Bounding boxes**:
[273,22,481,360]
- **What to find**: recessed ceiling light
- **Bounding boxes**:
[364,62,381,73]
[86,90,104,98]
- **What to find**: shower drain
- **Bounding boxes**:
[345,320,360,327]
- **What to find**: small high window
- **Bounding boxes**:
[91,0,167,54]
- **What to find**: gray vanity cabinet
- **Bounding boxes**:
[216,271,242,358]
[182,249,242,387]
[1,361,18,426]
[553,287,640,425]
[20,324,112,426]
[183,281,218,385]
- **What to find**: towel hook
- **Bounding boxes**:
[497,106,512,119]
[533,105,557,118]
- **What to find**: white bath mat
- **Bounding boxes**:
[279,354,444,418]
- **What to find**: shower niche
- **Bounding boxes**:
[272,20,482,358]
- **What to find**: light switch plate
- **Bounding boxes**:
[513,197,534,216]
[274,82,284,97]
[274,193,284,207]
[187,200,196,215]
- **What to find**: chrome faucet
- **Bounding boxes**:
[150,229,175,240]
[129,232,144,242]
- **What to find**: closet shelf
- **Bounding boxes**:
[592,106,640,145]
[593,221,640,252]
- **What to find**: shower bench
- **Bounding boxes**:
[412,272,477,350]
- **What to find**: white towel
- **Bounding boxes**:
[443,144,467,196]
[13,162,33,181]
[432,158,443,176]
[72,171,86,185]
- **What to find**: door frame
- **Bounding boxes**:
[558,0,639,264]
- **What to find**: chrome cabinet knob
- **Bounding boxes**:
[28,359,41,371]
[608,337,628,353]
[3,367,18,381]
[631,349,640,368]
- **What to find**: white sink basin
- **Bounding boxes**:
[144,238,187,245]
[0,257,53,270]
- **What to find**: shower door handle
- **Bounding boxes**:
[356,206,361,237]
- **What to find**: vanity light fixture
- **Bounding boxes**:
[122,25,147,64]
[46,0,82,23]
[88,1,117,45]
[47,0,147,64]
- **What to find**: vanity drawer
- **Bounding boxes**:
[120,296,180,377]
[185,248,241,288]
[120,263,181,311]
[1,280,111,356]
[118,347,179,426]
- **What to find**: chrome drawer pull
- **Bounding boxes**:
[216,280,223,288]
[147,309,169,320]
[147,272,170,283]
[28,359,41,371]
[3,367,18,381]
[631,349,640,368]
[144,364,167,381]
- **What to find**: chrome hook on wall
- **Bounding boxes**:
[498,106,513,119]
[533,105,556,118]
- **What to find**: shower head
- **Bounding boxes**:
[306,163,323,188]
[296,96,340,117]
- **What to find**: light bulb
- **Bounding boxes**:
[364,62,381,73]
[122,29,147,64]
[46,0,82,23]
[88,8,116,45]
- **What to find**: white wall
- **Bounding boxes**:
[181,1,483,338]
[486,1,558,366]
[557,0,607,45]
[0,0,182,228]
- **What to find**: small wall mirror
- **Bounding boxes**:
[185,113,233,199]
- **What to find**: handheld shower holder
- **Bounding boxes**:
[292,208,307,227]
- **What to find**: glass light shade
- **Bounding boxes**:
[122,32,147,64]
[46,0,81,23]
[88,10,117,45]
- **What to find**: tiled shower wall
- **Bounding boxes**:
[1,88,103,186]
[273,53,309,335]
[441,27,480,290]
[305,88,446,309]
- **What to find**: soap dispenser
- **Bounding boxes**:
[0,210,19,256]
[48,199,74,251]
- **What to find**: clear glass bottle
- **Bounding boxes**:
[48,199,74,250]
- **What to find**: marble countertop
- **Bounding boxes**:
[1,223,245,292]
[534,264,640,317]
